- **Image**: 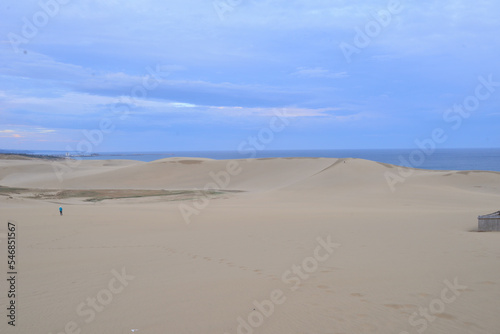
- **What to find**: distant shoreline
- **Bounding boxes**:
[1,148,499,172]
[71,153,173,157]
[0,153,66,161]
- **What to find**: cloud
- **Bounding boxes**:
[292,67,349,79]
[1,0,500,150]
[203,106,340,118]
[0,126,56,139]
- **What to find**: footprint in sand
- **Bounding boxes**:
[435,313,456,320]
[317,285,334,293]
[384,304,404,310]
[480,281,496,285]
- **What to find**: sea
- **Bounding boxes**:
[10,148,500,172]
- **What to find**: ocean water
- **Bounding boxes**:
[65,148,500,172]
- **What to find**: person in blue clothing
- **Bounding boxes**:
[59,206,63,216]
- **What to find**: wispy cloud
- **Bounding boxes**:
[292,67,349,79]
[0,126,56,139]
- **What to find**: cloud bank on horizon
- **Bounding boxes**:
[1,0,499,152]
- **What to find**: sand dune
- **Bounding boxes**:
[2,157,499,194]
[1,157,499,334]
[0,157,339,191]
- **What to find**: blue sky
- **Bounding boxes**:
[1,0,499,152]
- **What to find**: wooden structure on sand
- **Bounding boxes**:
[478,211,500,232]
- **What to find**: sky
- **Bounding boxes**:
[1,0,499,152]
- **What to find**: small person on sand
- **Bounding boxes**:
[59,206,63,216]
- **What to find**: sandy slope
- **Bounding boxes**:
[0,157,499,334]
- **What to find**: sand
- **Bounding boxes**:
[0,157,499,334]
